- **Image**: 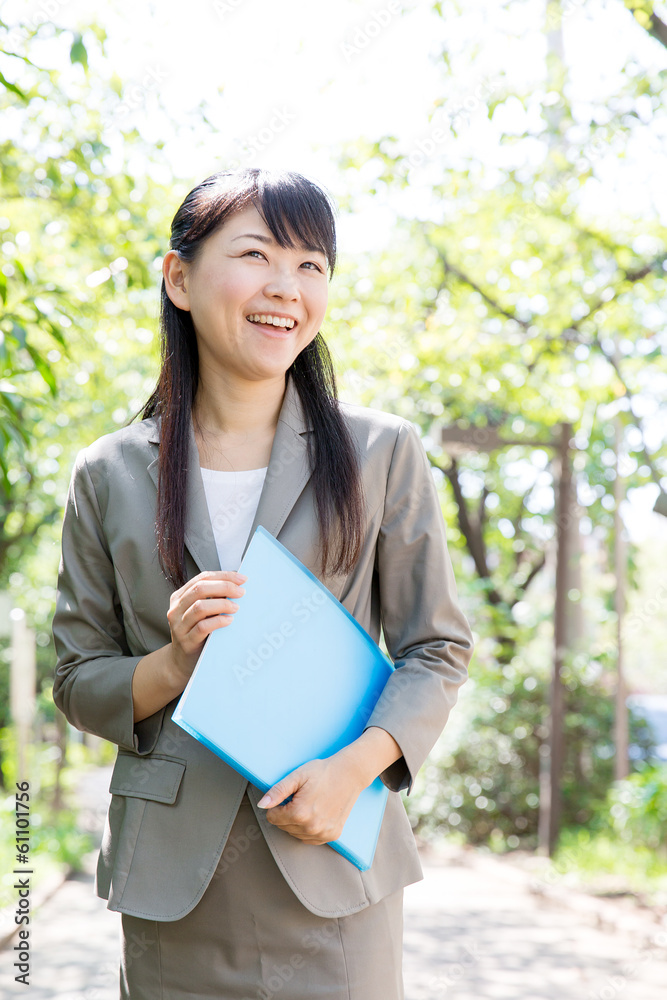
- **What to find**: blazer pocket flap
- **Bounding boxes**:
[109,752,186,804]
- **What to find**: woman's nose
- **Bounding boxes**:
[263,271,300,299]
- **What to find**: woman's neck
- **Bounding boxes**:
[191,371,287,471]
[193,371,287,438]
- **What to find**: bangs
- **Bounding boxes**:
[252,170,337,278]
[172,168,337,278]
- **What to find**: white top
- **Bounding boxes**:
[200,466,268,572]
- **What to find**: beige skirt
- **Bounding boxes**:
[120,792,404,999]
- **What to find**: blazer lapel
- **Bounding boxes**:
[145,373,314,575]
[239,372,314,563]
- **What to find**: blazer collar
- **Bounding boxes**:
[146,372,314,575]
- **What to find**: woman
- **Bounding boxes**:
[52,167,474,999]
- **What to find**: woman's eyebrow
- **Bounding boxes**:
[231,232,326,255]
[231,232,274,243]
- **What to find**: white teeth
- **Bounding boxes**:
[247,313,295,329]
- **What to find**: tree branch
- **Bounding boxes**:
[592,336,665,489]
[434,458,505,606]
[435,249,532,330]
[649,10,667,48]
[622,1,667,50]
[518,553,547,596]
[478,485,490,533]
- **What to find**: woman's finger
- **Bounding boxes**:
[167,575,247,665]
[180,596,241,632]
[168,578,245,629]
[257,767,306,809]
[182,575,246,608]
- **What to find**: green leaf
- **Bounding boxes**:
[2,409,31,446]
[24,344,57,396]
[0,70,26,101]
[46,321,67,349]
[70,34,88,72]
[8,323,27,349]
[12,258,28,282]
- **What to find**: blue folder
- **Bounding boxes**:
[172,525,395,871]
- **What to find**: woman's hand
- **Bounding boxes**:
[166,569,247,687]
[255,728,403,845]
[255,752,370,846]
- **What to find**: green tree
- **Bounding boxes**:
[0,19,174,740]
[326,0,667,843]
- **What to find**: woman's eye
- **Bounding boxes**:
[243,250,323,272]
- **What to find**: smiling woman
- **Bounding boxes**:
[51,167,474,1000]
[141,169,366,592]
[163,206,329,388]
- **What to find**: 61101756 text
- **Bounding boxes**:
[14,780,31,986]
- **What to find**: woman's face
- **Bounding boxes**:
[163,203,329,384]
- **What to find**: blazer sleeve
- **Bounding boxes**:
[52,449,165,755]
[363,419,474,795]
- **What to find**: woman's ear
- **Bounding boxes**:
[163,250,190,311]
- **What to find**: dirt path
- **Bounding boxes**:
[1,766,665,999]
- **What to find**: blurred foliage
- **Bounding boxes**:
[0,3,665,859]
[0,730,103,893]
[607,763,667,857]
[328,0,667,846]
[331,0,666,623]
[330,149,667,654]
[404,652,656,845]
[535,763,667,904]
[540,827,667,905]
[0,17,179,731]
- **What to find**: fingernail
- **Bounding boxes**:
[257,794,272,808]
[237,588,245,595]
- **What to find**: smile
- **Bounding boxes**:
[246,313,297,329]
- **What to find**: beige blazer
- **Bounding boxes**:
[52,372,473,921]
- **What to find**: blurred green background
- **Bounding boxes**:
[1,0,666,911]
